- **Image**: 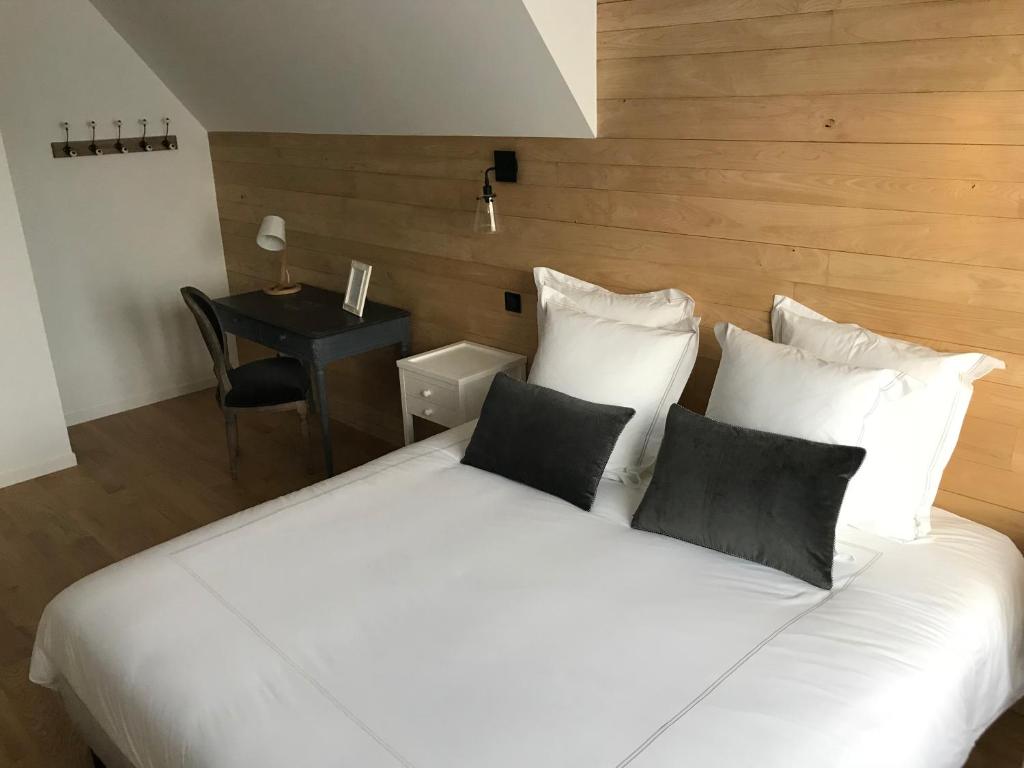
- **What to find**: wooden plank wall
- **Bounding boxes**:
[210,0,1024,547]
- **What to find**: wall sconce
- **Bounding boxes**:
[474,150,517,234]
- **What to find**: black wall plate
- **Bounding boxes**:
[493,150,518,183]
[504,291,522,314]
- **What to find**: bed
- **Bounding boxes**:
[31,422,1024,768]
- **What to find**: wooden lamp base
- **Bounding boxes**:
[263,283,302,296]
[262,254,302,296]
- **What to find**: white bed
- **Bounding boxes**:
[31,423,1024,768]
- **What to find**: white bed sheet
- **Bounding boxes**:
[31,423,1024,768]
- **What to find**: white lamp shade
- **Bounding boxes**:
[256,215,286,251]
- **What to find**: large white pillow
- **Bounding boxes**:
[771,295,1004,540]
[706,323,918,537]
[534,267,695,335]
[529,288,699,483]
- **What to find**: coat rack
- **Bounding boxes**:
[51,118,179,159]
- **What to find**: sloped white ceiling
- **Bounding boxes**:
[87,0,596,137]
[521,0,596,136]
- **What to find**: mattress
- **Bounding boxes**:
[31,423,1024,768]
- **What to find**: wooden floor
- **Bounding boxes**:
[0,390,1020,767]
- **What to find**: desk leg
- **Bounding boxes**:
[312,364,334,478]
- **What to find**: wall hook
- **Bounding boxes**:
[60,122,77,157]
[161,117,176,150]
[87,121,104,156]
[138,118,152,152]
[51,117,179,159]
[113,119,128,154]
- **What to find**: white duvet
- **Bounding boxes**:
[31,424,1024,768]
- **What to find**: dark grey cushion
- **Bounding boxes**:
[225,356,310,407]
[632,406,866,589]
[462,373,635,511]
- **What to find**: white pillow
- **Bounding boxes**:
[534,267,695,335]
[529,288,699,483]
[771,295,1005,540]
[706,323,918,537]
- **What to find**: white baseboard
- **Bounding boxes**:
[0,451,78,490]
[63,377,216,427]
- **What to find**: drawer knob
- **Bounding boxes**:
[422,407,434,417]
[421,388,433,398]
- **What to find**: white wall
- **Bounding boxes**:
[87,0,595,137]
[0,130,77,488]
[0,0,228,425]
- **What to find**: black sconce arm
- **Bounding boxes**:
[481,166,496,199]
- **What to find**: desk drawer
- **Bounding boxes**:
[401,372,459,412]
[223,314,310,359]
[406,395,460,428]
[259,327,309,358]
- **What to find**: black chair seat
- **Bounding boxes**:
[226,357,310,408]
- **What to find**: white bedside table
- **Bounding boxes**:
[397,341,527,445]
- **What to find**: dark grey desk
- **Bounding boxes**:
[213,285,411,478]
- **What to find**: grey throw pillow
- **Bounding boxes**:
[462,373,634,510]
[632,406,866,589]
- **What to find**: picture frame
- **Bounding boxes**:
[343,260,372,317]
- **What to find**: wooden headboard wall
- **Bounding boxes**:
[210,0,1024,547]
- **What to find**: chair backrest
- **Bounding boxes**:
[180,286,231,401]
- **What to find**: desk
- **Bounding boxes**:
[213,285,410,477]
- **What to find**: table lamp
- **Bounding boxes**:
[257,215,301,296]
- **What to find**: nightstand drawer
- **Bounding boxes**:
[401,372,459,412]
[406,394,460,428]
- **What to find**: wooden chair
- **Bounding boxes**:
[180,286,313,477]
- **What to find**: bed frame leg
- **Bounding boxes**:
[90,749,107,768]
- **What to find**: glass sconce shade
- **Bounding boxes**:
[474,193,500,234]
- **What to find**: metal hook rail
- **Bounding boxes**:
[51,118,179,159]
